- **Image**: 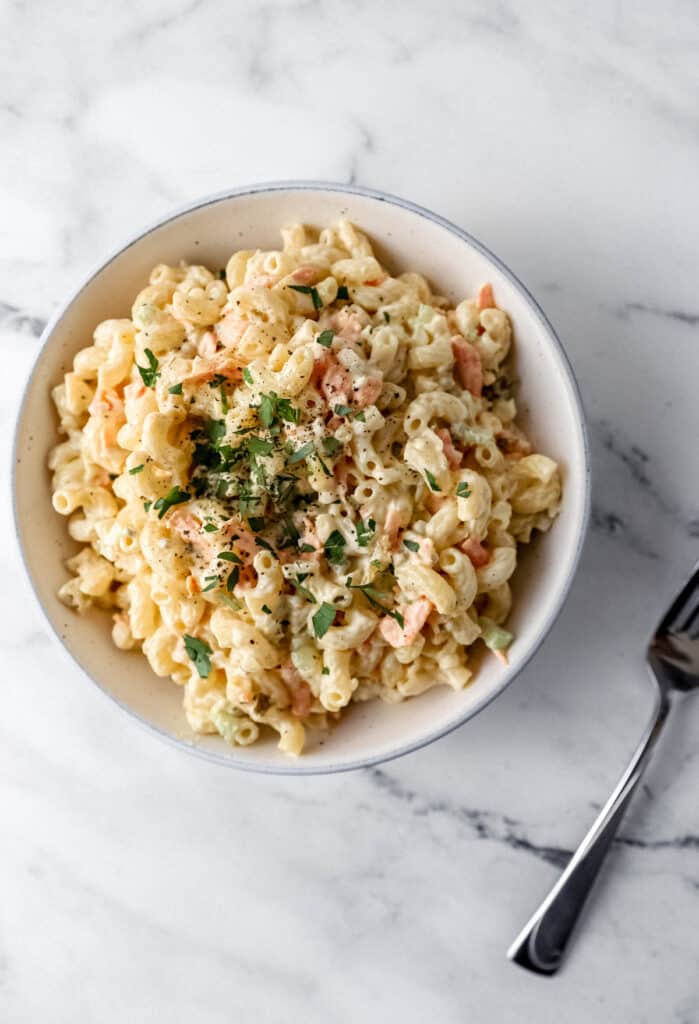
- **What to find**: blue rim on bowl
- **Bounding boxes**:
[12,181,591,774]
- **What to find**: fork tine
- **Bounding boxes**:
[684,602,699,637]
[656,562,699,637]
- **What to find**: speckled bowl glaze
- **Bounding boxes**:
[12,182,591,774]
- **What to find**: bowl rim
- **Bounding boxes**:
[12,179,591,775]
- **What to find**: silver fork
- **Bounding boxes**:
[508,563,699,975]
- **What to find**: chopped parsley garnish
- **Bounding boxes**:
[288,441,314,465]
[143,500,152,513]
[356,518,376,547]
[226,566,240,591]
[424,470,441,492]
[247,516,266,532]
[261,604,272,615]
[278,515,300,550]
[258,393,275,428]
[288,284,322,310]
[254,536,278,557]
[312,602,337,638]
[258,391,299,428]
[168,382,183,395]
[347,579,404,628]
[217,593,242,611]
[324,530,346,565]
[299,543,316,553]
[137,348,160,388]
[183,634,212,678]
[389,608,405,629]
[219,384,228,414]
[235,485,261,518]
[332,404,366,423]
[153,485,190,518]
[202,576,218,593]
[206,419,226,446]
[383,311,390,323]
[322,436,342,456]
[217,551,242,563]
[203,522,218,533]
[129,464,145,475]
[288,282,323,309]
[336,285,350,301]
[321,666,330,676]
[291,574,317,603]
[456,482,473,498]
[243,367,254,386]
[247,435,274,456]
[314,451,331,477]
[403,539,420,553]
[317,329,335,348]
[272,474,297,511]
[276,397,299,423]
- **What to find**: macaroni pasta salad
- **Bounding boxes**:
[50,220,561,755]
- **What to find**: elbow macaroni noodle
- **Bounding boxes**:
[49,220,561,756]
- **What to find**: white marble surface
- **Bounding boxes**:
[2,2,699,1021]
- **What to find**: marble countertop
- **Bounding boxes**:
[2,2,698,1021]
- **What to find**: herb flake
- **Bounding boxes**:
[424,470,441,492]
[356,518,376,547]
[324,530,346,565]
[322,436,342,456]
[183,634,212,678]
[153,486,190,519]
[317,329,335,348]
[288,284,322,310]
[312,602,337,639]
[248,435,274,456]
[288,441,314,465]
[258,391,299,428]
[348,579,404,628]
[291,575,317,603]
[137,348,160,388]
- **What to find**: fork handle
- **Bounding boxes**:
[507,692,672,974]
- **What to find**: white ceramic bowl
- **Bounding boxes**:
[13,182,590,774]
